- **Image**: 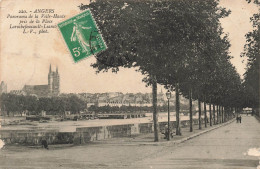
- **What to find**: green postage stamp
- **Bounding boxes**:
[58,9,107,62]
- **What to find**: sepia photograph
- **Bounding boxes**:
[0,0,259,168]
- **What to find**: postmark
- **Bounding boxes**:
[58,9,107,62]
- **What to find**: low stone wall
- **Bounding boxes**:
[0,118,205,145]
[0,130,74,145]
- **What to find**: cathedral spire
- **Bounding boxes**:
[49,64,52,73]
[56,66,58,73]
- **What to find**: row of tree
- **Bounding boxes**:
[241,0,259,116]
[0,93,86,116]
[86,0,243,141]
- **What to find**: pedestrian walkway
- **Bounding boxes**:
[128,115,260,169]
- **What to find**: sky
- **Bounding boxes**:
[219,0,258,77]
[0,0,258,94]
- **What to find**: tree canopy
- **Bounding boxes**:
[0,93,86,116]
[241,0,259,111]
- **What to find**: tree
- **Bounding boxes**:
[67,95,86,114]
[38,97,52,113]
[241,0,259,116]
[168,0,232,131]
[23,95,38,115]
[0,93,24,116]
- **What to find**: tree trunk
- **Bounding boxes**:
[189,89,193,132]
[224,107,226,122]
[218,105,221,123]
[234,107,236,118]
[220,105,222,123]
[175,83,181,135]
[222,106,224,123]
[198,98,202,130]
[217,105,219,124]
[232,107,235,118]
[204,101,207,128]
[213,104,216,125]
[152,78,159,142]
[227,107,229,121]
[223,106,226,123]
[226,107,228,121]
[209,103,212,126]
[226,107,231,121]
[230,107,232,120]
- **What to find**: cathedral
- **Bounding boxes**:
[22,64,60,97]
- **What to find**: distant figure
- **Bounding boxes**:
[41,140,49,150]
[239,116,242,123]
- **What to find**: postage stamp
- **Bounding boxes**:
[58,9,107,62]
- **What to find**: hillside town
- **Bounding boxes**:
[0,65,190,112]
[0,65,193,120]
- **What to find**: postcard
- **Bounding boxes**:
[0,0,259,168]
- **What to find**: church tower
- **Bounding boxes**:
[48,64,60,96]
[48,64,53,93]
[52,66,60,95]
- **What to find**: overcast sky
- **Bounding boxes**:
[219,0,258,77]
[0,0,258,94]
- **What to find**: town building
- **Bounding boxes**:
[84,89,168,107]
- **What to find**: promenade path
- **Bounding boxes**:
[129,115,260,169]
[0,115,259,169]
